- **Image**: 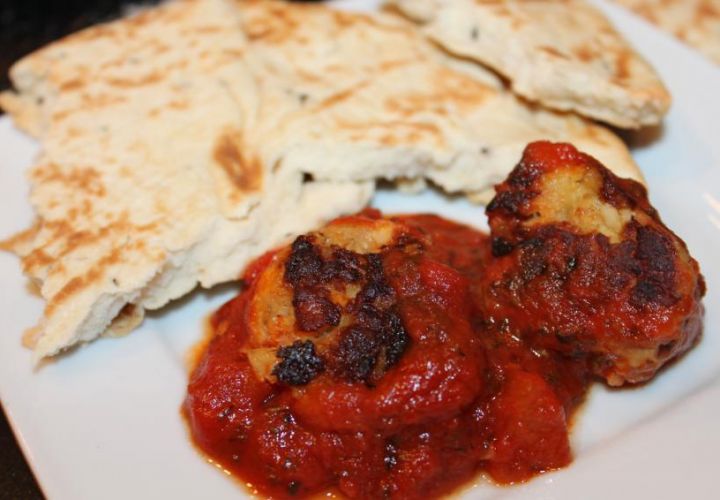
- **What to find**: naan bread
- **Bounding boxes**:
[1,0,642,359]
[0,0,372,360]
[613,0,720,65]
[387,0,671,128]
[237,0,641,201]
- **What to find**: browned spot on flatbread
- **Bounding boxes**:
[42,236,164,319]
[243,2,301,43]
[295,68,323,84]
[21,215,159,276]
[169,99,189,110]
[432,67,493,107]
[31,164,107,198]
[674,27,689,42]
[697,0,720,20]
[106,71,164,88]
[328,7,404,33]
[378,58,415,71]
[574,44,596,63]
[52,93,127,121]
[483,3,525,28]
[337,119,445,148]
[384,67,491,118]
[148,40,170,55]
[80,198,94,219]
[243,0,408,46]
[379,129,429,147]
[314,83,371,111]
[148,98,190,117]
[214,132,262,193]
[485,3,513,17]
[385,94,448,117]
[64,127,83,139]
[220,48,245,60]
[23,248,54,273]
[59,79,85,92]
[331,8,360,29]
[540,46,570,59]
[614,50,631,81]
[0,224,40,253]
[44,247,123,316]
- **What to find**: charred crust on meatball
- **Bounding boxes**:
[599,172,650,211]
[283,236,348,332]
[323,248,364,282]
[272,340,325,386]
[314,249,409,386]
[491,237,514,257]
[485,190,533,218]
[328,292,409,386]
[281,229,413,384]
[285,235,323,286]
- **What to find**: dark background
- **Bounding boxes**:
[0,410,43,499]
[1,2,162,498]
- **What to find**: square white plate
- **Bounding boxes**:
[1,1,719,499]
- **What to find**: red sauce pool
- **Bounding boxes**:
[184,214,591,499]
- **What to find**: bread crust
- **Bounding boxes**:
[388,0,671,128]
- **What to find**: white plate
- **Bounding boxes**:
[1,1,719,499]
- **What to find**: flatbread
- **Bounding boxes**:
[613,0,720,65]
[0,0,373,360]
[387,0,671,128]
[237,0,642,201]
[1,0,642,360]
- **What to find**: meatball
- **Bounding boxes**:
[483,141,705,385]
[242,211,486,432]
[186,211,490,497]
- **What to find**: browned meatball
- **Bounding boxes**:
[482,141,705,386]
[242,213,412,385]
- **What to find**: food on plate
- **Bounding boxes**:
[613,0,720,65]
[186,210,570,498]
[185,142,704,498]
[236,0,642,203]
[387,0,671,128]
[482,141,705,385]
[0,0,375,360]
[0,0,644,359]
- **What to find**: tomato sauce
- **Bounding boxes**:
[184,214,591,499]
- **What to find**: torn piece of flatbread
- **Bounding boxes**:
[613,0,720,65]
[1,0,642,360]
[387,0,671,128]
[236,0,641,201]
[0,0,373,360]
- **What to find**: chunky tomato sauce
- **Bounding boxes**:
[184,214,591,499]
